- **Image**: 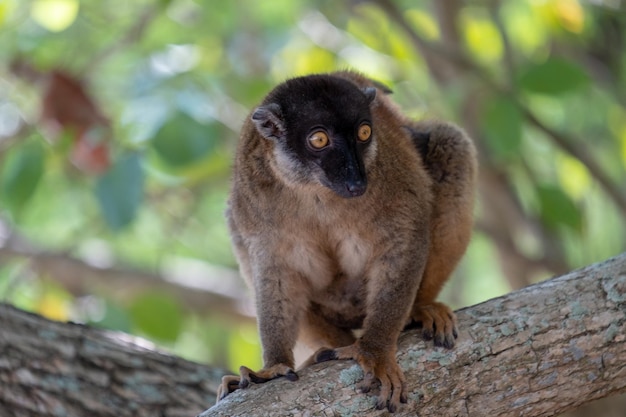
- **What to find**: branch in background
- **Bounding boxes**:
[375,0,466,84]
[0,219,253,324]
[81,5,158,76]
[461,88,571,287]
[520,106,626,218]
[487,0,517,87]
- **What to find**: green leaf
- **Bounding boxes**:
[151,112,219,168]
[518,57,589,95]
[537,184,582,233]
[31,0,79,32]
[91,301,132,333]
[1,141,45,214]
[481,96,523,159]
[129,292,184,342]
[95,153,144,230]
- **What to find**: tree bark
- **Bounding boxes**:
[1,254,625,417]
[0,305,226,417]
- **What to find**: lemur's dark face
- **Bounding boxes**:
[251,75,377,198]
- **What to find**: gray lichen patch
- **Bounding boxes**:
[568,339,585,361]
[603,274,626,304]
[427,349,455,366]
[604,323,620,343]
[408,389,423,403]
[339,365,363,386]
[500,323,515,336]
[332,395,377,417]
[399,348,426,369]
[567,300,589,319]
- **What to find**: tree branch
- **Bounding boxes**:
[201,253,626,416]
[0,303,225,417]
[81,4,158,76]
[518,105,626,218]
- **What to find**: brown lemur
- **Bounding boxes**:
[217,71,477,412]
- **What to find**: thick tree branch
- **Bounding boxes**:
[201,253,626,416]
[0,304,225,417]
[1,254,624,416]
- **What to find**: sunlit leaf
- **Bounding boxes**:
[37,293,69,321]
[404,9,439,40]
[537,184,582,233]
[275,44,336,77]
[35,281,72,322]
[227,324,262,373]
[481,96,523,159]
[518,57,589,95]
[553,0,585,33]
[501,2,548,56]
[151,113,219,168]
[95,153,144,231]
[535,0,585,34]
[556,155,590,200]
[461,13,503,63]
[31,0,79,32]
[1,141,45,215]
[129,292,184,342]
[0,0,16,27]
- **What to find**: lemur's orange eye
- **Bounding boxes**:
[308,131,329,149]
[358,124,372,142]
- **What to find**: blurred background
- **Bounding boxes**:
[0,0,625,414]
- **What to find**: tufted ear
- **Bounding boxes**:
[362,87,377,104]
[251,103,286,140]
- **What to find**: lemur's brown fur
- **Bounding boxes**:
[217,71,477,412]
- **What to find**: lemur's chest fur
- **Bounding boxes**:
[276,193,376,328]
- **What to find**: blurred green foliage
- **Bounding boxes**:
[0,0,624,374]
